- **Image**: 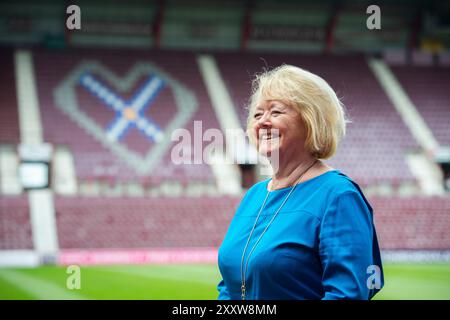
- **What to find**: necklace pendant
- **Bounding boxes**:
[241,285,246,300]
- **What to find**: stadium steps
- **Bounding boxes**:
[14,49,59,254]
[197,54,248,195]
[368,58,444,195]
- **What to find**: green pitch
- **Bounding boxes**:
[0,263,449,300]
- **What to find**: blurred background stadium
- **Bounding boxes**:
[0,0,449,300]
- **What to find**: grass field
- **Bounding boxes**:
[0,263,449,300]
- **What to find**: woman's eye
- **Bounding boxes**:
[254,113,262,119]
[272,111,281,116]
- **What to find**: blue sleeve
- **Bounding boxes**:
[319,191,376,300]
[217,279,231,300]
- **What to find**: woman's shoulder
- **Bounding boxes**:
[324,170,360,193]
[321,170,373,211]
[306,170,367,202]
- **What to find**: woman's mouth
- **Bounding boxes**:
[259,131,279,141]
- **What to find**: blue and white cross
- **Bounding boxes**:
[79,73,165,143]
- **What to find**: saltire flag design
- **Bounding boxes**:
[79,73,165,142]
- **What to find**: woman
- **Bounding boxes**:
[217,65,383,300]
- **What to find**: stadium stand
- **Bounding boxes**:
[372,196,450,250]
[33,48,219,186]
[55,196,241,249]
[389,66,450,146]
[0,196,33,250]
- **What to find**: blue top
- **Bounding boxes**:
[217,170,384,300]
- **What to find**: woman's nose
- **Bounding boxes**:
[258,112,272,126]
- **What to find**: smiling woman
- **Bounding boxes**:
[217,64,384,300]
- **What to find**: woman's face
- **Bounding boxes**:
[252,100,307,158]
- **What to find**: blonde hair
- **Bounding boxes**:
[247,64,347,159]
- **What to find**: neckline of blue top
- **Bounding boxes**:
[266,169,340,192]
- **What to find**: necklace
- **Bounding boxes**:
[240,159,318,300]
